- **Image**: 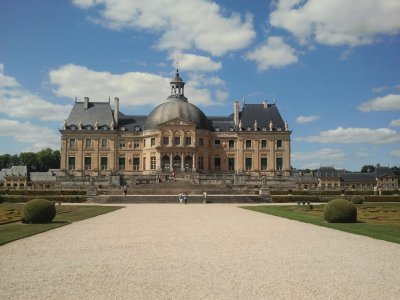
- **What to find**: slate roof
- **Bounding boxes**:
[239,103,285,130]
[117,114,147,132]
[341,173,375,182]
[66,102,114,129]
[375,166,395,177]
[2,166,28,177]
[208,116,235,132]
[316,167,344,177]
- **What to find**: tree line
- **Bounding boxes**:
[0,148,60,172]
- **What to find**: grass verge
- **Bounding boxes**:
[242,204,400,244]
[0,204,122,246]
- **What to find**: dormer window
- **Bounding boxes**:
[102,125,109,130]
[69,125,77,130]
[261,126,267,131]
[215,127,220,132]
[277,127,282,131]
[134,126,140,131]
[120,126,126,131]
[85,125,93,130]
[246,126,252,131]
[228,127,234,131]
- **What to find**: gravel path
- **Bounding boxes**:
[1,204,399,299]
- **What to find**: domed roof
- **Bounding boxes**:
[144,101,210,130]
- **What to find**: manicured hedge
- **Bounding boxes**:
[22,199,56,224]
[0,190,86,196]
[351,196,364,204]
[323,199,357,223]
[0,195,87,203]
[364,195,400,202]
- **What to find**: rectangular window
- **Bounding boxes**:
[68,156,75,170]
[151,138,156,147]
[228,158,235,170]
[261,158,268,170]
[84,157,91,170]
[214,140,221,148]
[214,157,221,170]
[100,157,108,170]
[174,136,180,146]
[133,139,140,149]
[185,137,191,146]
[119,157,125,171]
[69,139,76,149]
[198,156,204,170]
[163,136,169,145]
[261,140,267,149]
[277,140,283,149]
[100,138,108,149]
[150,156,156,170]
[228,140,235,149]
[245,157,252,170]
[276,157,283,171]
[133,157,140,170]
[245,140,252,149]
[119,139,125,148]
[198,138,204,147]
[84,139,92,149]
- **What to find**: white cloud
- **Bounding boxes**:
[270,0,400,47]
[245,36,298,71]
[173,53,221,72]
[72,0,255,56]
[390,119,400,127]
[358,94,400,112]
[49,64,223,106]
[296,127,400,144]
[296,115,319,124]
[0,119,59,151]
[0,65,72,121]
[292,148,347,162]
[372,86,390,93]
[391,150,400,157]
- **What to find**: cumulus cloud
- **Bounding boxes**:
[172,53,221,72]
[245,36,298,71]
[296,127,400,144]
[296,115,319,124]
[270,0,400,47]
[358,94,400,112]
[0,64,72,121]
[390,119,400,127]
[292,148,347,162]
[0,119,59,151]
[72,0,255,56]
[49,64,223,106]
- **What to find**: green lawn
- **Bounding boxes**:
[242,203,400,244]
[0,204,122,246]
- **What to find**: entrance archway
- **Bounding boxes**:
[184,156,193,171]
[161,155,170,172]
[173,155,181,171]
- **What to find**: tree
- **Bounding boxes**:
[361,165,375,173]
[19,152,37,172]
[36,148,60,171]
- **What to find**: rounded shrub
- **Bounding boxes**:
[323,199,357,223]
[351,196,364,204]
[22,199,56,224]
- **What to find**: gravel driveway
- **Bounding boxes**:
[1,204,399,299]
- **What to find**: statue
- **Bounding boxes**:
[79,120,83,130]
[63,119,67,130]
[269,120,273,131]
[95,120,99,130]
[285,121,289,131]
[111,121,114,130]
[254,120,258,131]
[238,120,242,131]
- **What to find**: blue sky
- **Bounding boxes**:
[0,0,399,171]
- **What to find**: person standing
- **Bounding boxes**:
[184,192,188,204]
[123,185,128,197]
[179,192,183,204]
[202,191,207,204]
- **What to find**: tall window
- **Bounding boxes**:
[150,156,156,170]
[276,140,283,149]
[185,137,191,146]
[245,157,252,170]
[100,157,108,170]
[100,138,108,149]
[163,136,169,145]
[214,140,221,148]
[119,139,125,148]
[214,157,221,170]
[261,158,268,170]
[84,157,91,170]
[276,157,283,170]
[68,139,76,149]
[133,157,140,170]
[174,136,180,146]
[228,140,235,149]
[261,140,267,149]
[133,139,140,149]
[68,156,75,170]
[151,138,156,147]
[245,140,252,149]
[85,139,92,149]
[198,138,204,147]
[198,156,204,170]
[228,158,235,170]
[119,157,125,171]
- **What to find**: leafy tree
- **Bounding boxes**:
[392,166,400,176]
[19,152,37,171]
[36,148,60,171]
[361,165,375,173]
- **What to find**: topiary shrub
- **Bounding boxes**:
[351,196,364,204]
[22,199,56,224]
[323,199,357,223]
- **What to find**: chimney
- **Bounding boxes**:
[263,100,268,109]
[114,97,119,126]
[234,100,240,126]
[84,97,89,109]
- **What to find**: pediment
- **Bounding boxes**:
[157,117,196,128]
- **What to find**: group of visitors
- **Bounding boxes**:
[178,192,188,204]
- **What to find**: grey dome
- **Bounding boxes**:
[144,101,210,130]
